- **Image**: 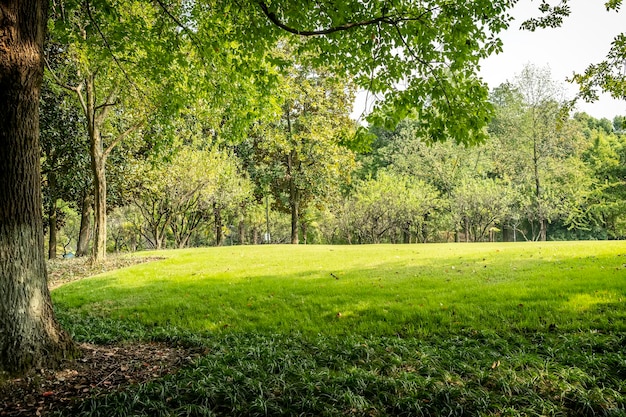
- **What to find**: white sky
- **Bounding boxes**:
[352,1,625,122]
[479,0,626,120]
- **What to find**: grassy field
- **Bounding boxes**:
[51,241,626,416]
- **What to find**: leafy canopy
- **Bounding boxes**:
[50,0,517,146]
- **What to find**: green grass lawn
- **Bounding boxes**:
[51,241,626,416]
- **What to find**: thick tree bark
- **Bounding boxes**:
[0,0,76,374]
[76,191,92,257]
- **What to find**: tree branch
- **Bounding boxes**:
[258,2,440,36]
[44,57,83,92]
[94,86,119,125]
[44,55,89,116]
[103,121,144,158]
[258,1,393,36]
[152,0,201,47]
[94,101,119,112]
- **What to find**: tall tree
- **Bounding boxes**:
[489,66,590,241]
[0,0,76,375]
[46,0,192,261]
[261,63,357,244]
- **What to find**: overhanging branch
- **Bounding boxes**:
[258,1,393,36]
[258,2,440,36]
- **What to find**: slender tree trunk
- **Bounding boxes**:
[214,202,223,246]
[154,226,162,250]
[47,171,58,259]
[76,191,92,257]
[290,197,299,244]
[300,221,307,244]
[238,219,245,245]
[402,228,410,244]
[48,195,57,259]
[288,150,299,245]
[532,130,547,242]
[178,235,189,249]
[0,0,76,374]
[85,76,108,261]
[91,141,107,259]
[540,219,547,241]
[422,214,429,243]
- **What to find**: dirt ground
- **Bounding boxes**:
[1,255,192,416]
[0,342,203,416]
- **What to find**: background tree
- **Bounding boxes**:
[241,59,357,244]
[337,171,441,244]
[578,115,626,238]
[488,65,587,240]
[45,0,195,261]
[40,78,90,259]
[452,177,512,242]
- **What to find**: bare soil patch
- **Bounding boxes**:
[0,342,203,416]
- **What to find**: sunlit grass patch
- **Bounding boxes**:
[53,241,626,337]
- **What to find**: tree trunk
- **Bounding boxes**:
[464,218,470,243]
[48,195,57,259]
[290,198,299,244]
[86,76,107,261]
[532,131,547,242]
[153,225,162,250]
[47,170,58,259]
[300,221,307,244]
[214,203,223,246]
[76,191,92,257]
[288,150,299,245]
[91,145,107,259]
[539,219,548,242]
[238,219,245,245]
[0,0,76,374]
